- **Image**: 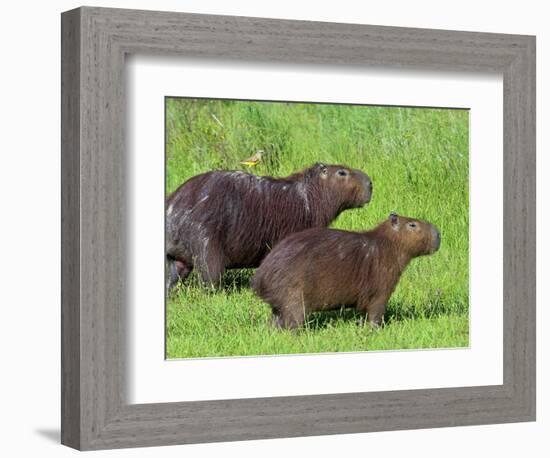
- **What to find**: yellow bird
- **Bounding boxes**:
[240,150,264,168]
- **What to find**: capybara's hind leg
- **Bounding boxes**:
[175,259,193,282]
[166,258,193,292]
[197,241,225,288]
[166,259,179,292]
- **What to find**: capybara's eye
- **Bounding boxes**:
[408,222,417,229]
[337,169,348,177]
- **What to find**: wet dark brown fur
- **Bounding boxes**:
[252,213,441,329]
[166,163,372,289]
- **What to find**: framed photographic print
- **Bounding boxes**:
[61,6,536,450]
[163,97,469,358]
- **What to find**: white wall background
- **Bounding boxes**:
[0,1,546,456]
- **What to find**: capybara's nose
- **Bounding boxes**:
[431,226,441,252]
[364,174,373,202]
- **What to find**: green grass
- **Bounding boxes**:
[165,98,469,358]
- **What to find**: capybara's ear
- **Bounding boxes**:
[314,162,327,173]
[390,212,399,227]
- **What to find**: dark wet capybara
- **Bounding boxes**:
[252,213,441,329]
[166,163,372,289]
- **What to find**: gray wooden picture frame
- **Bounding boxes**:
[61,6,536,451]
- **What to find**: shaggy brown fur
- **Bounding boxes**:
[252,213,440,328]
[166,163,372,289]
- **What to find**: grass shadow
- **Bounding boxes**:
[305,308,366,330]
[168,269,255,298]
[220,269,255,292]
[304,302,444,330]
[384,298,469,323]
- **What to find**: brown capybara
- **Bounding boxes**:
[166,163,372,289]
[252,213,441,329]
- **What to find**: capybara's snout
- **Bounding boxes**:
[431,225,441,253]
[356,170,373,205]
[363,173,373,203]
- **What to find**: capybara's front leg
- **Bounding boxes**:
[365,300,386,328]
[357,296,387,328]
[272,305,305,330]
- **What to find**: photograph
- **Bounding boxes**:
[165,97,469,359]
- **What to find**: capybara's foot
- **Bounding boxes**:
[368,316,384,329]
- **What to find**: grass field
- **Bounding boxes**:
[165,98,469,359]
